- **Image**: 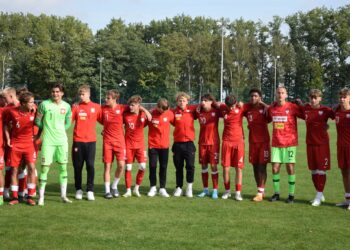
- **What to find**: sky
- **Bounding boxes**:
[0,0,348,32]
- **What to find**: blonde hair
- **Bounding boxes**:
[175,92,190,101]
[106,90,120,100]
[309,89,322,97]
[127,95,142,104]
[78,84,91,93]
[339,87,350,97]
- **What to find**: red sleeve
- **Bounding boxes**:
[327,107,335,120]
[293,103,303,119]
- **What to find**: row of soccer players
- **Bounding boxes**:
[0,84,349,209]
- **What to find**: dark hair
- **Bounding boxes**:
[201,93,216,102]
[157,98,169,111]
[106,90,120,100]
[19,91,34,105]
[51,83,65,93]
[225,95,237,107]
[249,88,262,97]
[16,86,28,96]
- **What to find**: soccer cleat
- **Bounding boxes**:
[335,200,350,207]
[111,188,119,198]
[18,196,27,203]
[253,193,264,202]
[173,187,183,197]
[133,187,141,197]
[123,190,132,198]
[197,189,210,198]
[221,191,231,200]
[87,191,95,201]
[9,199,19,205]
[311,198,321,207]
[185,186,193,198]
[211,189,218,199]
[27,198,36,206]
[147,186,157,197]
[285,195,294,204]
[310,194,325,203]
[75,189,83,200]
[348,204,350,211]
[104,192,113,199]
[37,198,44,206]
[269,193,280,202]
[235,192,243,201]
[3,189,10,201]
[159,188,170,198]
[61,197,73,203]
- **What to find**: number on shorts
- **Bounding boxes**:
[288,150,294,158]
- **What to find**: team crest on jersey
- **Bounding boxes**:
[347,114,350,118]
[30,116,34,121]
[318,111,323,115]
[141,117,145,122]
[186,109,190,112]
[259,109,263,114]
[91,108,95,113]
[116,110,120,114]
[163,117,168,122]
[234,109,239,114]
[211,112,216,117]
[285,109,289,114]
[74,147,78,152]
[60,108,66,114]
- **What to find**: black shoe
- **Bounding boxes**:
[285,195,294,204]
[269,193,280,202]
[104,193,113,199]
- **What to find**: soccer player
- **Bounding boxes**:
[268,86,302,203]
[171,92,197,197]
[243,88,270,202]
[2,87,20,200]
[71,85,101,201]
[5,92,38,206]
[0,102,4,205]
[196,94,220,199]
[334,88,350,210]
[219,95,246,201]
[35,83,72,206]
[147,98,174,198]
[99,90,127,199]
[123,95,151,197]
[298,89,334,206]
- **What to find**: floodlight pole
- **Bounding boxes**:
[97,56,104,105]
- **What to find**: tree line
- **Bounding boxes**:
[0,5,349,104]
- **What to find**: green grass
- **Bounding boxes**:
[1,121,350,250]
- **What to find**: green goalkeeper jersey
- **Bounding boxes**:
[35,99,72,146]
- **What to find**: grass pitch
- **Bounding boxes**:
[1,121,350,249]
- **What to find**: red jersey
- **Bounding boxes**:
[100,104,127,143]
[3,102,20,125]
[335,109,350,147]
[171,105,197,143]
[124,111,148,149]
[243,103,270,143]
[7,107,36,149]
[148,109,174,149]
[302,104,334,145]
[196,108,221,145]
[72,101,101,142]
[0,108,3,146]
[220,104,245,143]
[268,102,302,147]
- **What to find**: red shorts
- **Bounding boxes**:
[221,141,244,169]
[103,141,126,163]
[337,145,350,169]
[307,144,330,170]
[249,142,270,165]
[0,147,4,170]
[7,144,37,167]
[126,148,147,164]
[199,144,219,165]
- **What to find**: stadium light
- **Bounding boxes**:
[273,55,280,101]
[97,56,104,105]
[217,21,225,102]
[119,79,127,87]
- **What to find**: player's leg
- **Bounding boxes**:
[147,148,158,197]
[133,149,147,197]
[26,162,36,206]
[72,141,84,200]
[38,145,54,205]
[285,146,297,203]
[56,144,72,203]
[184,142,196,198]
[233,144,244,201]
[221,142,232,199]
[0,170,3,206]
[123,148,134,197]
[9,166,19,205]
[111,145,125,197]
[172,142,185,196]
[210,145,219,199]
[269,147,282,201]
[18,163,28,201]
[103,142,113,198]
[197,145,209,197]
[85,142,96,201]
[158,148,169,197]
[337,168,350,208]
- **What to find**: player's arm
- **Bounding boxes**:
[4,123,12,148]
[35,103,45,129]
[65,106,72,130]
[140,105,152,121]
